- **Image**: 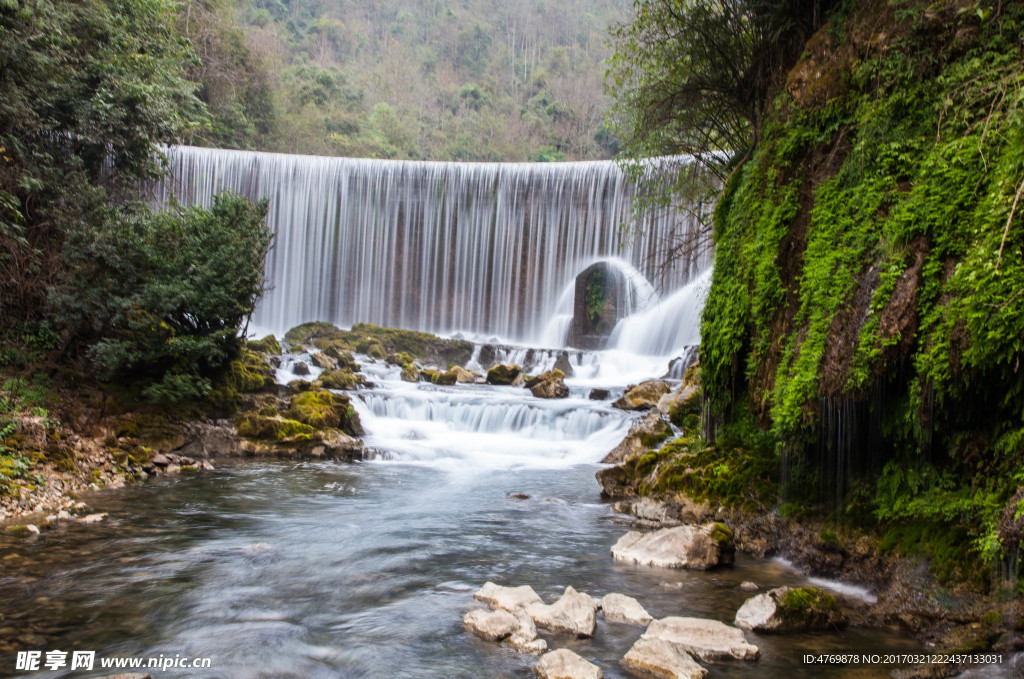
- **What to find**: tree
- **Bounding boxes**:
[52,193,273,402]
[607,0,837,180]
[0,0,208,325]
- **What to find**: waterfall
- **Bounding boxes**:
[154,146,710,343]
[608,267,713,356]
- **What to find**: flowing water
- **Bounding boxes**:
[0,357,926,679]
[153,147,712,343]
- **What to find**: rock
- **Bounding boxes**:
[643,616,759,661]
[508,492,531,500]
[622,637,707,679]
[611,523,735,570]
[401,364,420,382]
[525,585,598,637]
[734,586,846,633]
[451,366,480,383]
[554,352,574,377]
[151,453,170,467]
[511,373,526,387]
[740,581,759,591]
[526,370,570,399]
[487,363,522,385]
[588,388,609,400]
[310,351,338,370]
[602,411,672,463]
[78,513,108,524]
[24,524,40,534]
[533,649,603,679]
[292,361,310,376]
[612,380,670,411]
[601,592,653,625]
[506,606,547,654]
[474,582,543,612]
[463,608,519,641]
[658,383,701,421]
[318,368,363,390]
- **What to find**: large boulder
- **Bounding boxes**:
[734,586,846,633]
[487,363,522,385]
[451,366,481,383]
[602,411,672,463]
[474,582,543,612]
[611,523,735,570]
[642,617,759,661]
[622,637,707,679]
[601,592,653,625]
[526,370,570,399]
[533,649,603,679]
[463,608,518,641]
[525,585,599,637]
[612,380,670,411]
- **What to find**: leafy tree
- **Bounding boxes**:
[0,0,207,325]
[607,0,837,179]
[51,193,273,402]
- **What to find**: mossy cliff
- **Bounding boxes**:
[693,1,1024,588]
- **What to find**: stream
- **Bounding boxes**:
[0,349,931,678]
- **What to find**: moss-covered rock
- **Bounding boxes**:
[317,369,363,390]
[247,335,282,355]
[735,586,846,633]
[387,351,415,367]
[613,380,670,411]
[401,364,420,382]
[486,363,522,386]
[286,389,363,436]
[284,322,342,345]
[236,413,316,441]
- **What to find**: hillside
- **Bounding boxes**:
[182,0,628,161]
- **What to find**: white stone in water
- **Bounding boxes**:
[505,606,547,654]
[611,525,730,570]
[642,617,759,661]
[78,513,108,524]
[622,637,707,679]
[740,581,759,591]
[600,592,653,625]
[525,585,598,637]
[474,582,543,612]
[533,648,603,679]
[24,524,40,534]
[463,608,518,641]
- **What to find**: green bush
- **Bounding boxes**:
[52,193,273,402]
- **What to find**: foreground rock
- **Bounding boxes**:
[622,637,707,679]
[463,608,518,641]
[734,586,846,633]
[611,524,735,570]
[600,592,653,625]
[526,585,598,637]
[642,617,759,661]
[526,370,569,399]
[602,411,671,463]
[507,606,548,654]
[612,380,670,411]
[474,582,543,612]
[534,649,602,679]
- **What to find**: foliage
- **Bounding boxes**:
[221,0,627,160]
[698,0,1024,577]
[607,0,839,180]
[0,0,208,324]
[51,193,273,402]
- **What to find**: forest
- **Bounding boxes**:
[181,0,627,160]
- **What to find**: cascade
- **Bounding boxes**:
[154,146,711,343]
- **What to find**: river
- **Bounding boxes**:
[0,350,927,679]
